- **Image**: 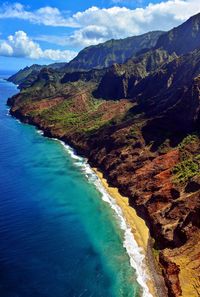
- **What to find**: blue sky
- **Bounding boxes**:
[0,0,200,71]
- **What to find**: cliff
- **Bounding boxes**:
[156,12,200,55]
[65,31,164,71]
[7,13,200,297]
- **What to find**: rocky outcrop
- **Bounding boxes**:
[159,253,182,297]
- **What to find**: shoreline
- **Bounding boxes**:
[8,105,166,297]
[38,134,163,297]
[55,139,158,297]
[93,168,166,297]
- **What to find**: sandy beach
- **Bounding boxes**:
[93,168,166,297]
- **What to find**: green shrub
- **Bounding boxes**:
[172,159,199,184]
[178,134,199,150]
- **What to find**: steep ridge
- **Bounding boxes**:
[7,63,66,89]
[7,31,163,88]
[61,48,175,99]
[64,31,164,71]
[156,12,200,55]
[7,64,44,85]
[7,13,200,297]
[94,49,176,99]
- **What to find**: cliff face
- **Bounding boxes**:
[94,49,175,99]
[65,31,164,71]
[156,12,200,55]
[7,13,200,297]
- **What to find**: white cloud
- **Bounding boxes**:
[35,25,112,48]
[0,3,78,27]
[0,1,200,49]
[42,49,77,61]
[36,0,200,48]
[0,31,77,61]
[71,1,200,38]
[0,41,13,56]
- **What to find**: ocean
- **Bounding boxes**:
[0,72,147,297]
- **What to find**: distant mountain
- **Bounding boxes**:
[79,12,200,101]
[7,63,66,88]
[64,31,164,71]
[8,31,163,88]
[7,64,44,85]
[156,12,200,54]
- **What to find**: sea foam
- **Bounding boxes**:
[36,129,44,136]
[56,140,153,297]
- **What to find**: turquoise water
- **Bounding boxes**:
[0,74,143,297]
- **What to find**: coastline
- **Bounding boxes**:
[10,113,200,297]
[37,133,163,297]
[92,168,166,297]
[9,113,167,297]
[7,102,167,297]
[4,81,161,297]
[55,139,159,297]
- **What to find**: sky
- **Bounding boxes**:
[0,0,200,71]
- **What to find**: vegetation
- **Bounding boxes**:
[66,31,164,71]
[26,95,128,135]
[172,159,199,184]
[172,134,200,184]
[178,134,199,150]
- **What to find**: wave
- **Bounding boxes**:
[6,108,10,117]
[36,129,44,136]
[55,139,153,297]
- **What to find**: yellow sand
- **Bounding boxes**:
[93,168,158,297]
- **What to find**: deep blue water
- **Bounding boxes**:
[0,74,141,297]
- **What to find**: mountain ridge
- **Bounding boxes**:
[156,12,200,54]
[7,30,164,88]
[64,30,164,71]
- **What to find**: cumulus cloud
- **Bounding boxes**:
[71,2,200,38]
[36,0,200,48]
[0,31,77,61]
[1,1,200,49]
[35,25,112,48]
[0,3,77,27]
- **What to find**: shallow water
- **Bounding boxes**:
[0,74,143,297]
